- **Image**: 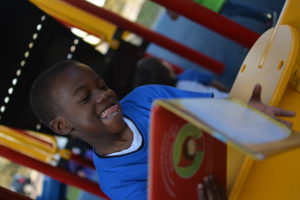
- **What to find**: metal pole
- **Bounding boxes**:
[0,144,108,199]
[151,0,260,48]
[61,0,224,74]
[0,186,33,200]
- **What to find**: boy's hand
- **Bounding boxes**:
[198,175,227,200]
[248,84,296,128]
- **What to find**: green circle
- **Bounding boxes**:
[173,123,204,178]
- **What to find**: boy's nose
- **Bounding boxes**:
[95,90,108,103]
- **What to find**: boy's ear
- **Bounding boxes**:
[49,117,73,135]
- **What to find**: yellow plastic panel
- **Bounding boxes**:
[226,146,249,193]
[236,148,300,200]
[228,0,300,199]
[228,24,300,199]
[277,0,300,32]
[230,25,299,106]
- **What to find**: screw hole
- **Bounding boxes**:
[277,60,284,70]
[241,64,246,73]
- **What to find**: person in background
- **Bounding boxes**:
[10,175,34,196]
[134,57,229,98]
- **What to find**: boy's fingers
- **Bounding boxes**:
[208,175,219,195]
[249,84,262,103]
[198,184,206,200]
[276,118,293,128]
[202,175,228,200]
[204,177,214,200]
[274,108,296,117]
[204,176,219,200]
[272,107,295,128]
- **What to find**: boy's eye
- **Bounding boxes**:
[96,78,108,91]
[99,85,108,91]
[79,94,90,104]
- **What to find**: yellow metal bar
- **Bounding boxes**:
[0,125,56,154]
[0,132,53,162]
[29,0,117,43]
[26,130,58,153]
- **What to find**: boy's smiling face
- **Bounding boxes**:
[50,63,126,140]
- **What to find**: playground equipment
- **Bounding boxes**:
[29,0,261,74]
[0,125,57,162]
[0,185,32,200]
[228,0,300,199]
[0,125,104,197]
[0,125,94,168]
[0,125,103,198]
[150,0,259,48]
[29,0,118,49]
[30,0,231,74]
[0,144,108,199]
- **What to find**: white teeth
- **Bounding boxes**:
[102,108,108,115]
[111,111,118,117]
[100,104,118,119]
[102,106,111,115]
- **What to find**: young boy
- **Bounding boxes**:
[30,60,294,199]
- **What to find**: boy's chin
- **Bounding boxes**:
[105,119,128,135]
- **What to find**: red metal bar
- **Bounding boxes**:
[70,153,95,169]
[0,144,108,199]
[61,0,224,74]
[10,127,54,148]
[0,186,33,200]
[151,0,260,48]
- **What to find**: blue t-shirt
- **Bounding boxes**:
[93,85,212,199]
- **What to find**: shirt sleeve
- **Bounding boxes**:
[177,69,213,85]
[121,85,213,110]
[136,85,214,100]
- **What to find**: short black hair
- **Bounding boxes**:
[134,57,176,87]
[29,60,81,126]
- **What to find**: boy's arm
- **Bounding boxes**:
[248,84,295,127]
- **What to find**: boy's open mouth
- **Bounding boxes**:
[101,103,120,119]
